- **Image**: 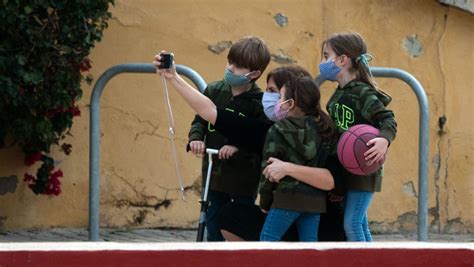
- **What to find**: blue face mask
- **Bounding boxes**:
[262,92,280,122]
[224,68,251,87]
[319,59,341,81]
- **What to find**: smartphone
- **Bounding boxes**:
[158,53,173,69]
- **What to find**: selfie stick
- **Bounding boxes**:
[196,148,219,242]
[161,75,186,201]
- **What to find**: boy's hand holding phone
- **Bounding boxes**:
[154,51,176,79]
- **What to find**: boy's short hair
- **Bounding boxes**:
[227,36,271,79]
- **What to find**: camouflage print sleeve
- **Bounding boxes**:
[188,115,206,142]
[258,126,285,210]
[360,88,397,144]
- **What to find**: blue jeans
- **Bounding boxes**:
[260,208,320,242]
[206,190,255,241]
[344,190,374,242]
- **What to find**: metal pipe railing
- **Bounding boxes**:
[88,64,429,241]
[88,63,206,241]
[316,67,429,241]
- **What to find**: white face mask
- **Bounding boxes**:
[262,92,280,121]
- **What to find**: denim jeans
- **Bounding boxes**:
[206,190,255,241]
[344,190,374,242]
[260,208,320,242]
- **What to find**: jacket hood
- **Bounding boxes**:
[375,89,392,106]
[345,80,392,106]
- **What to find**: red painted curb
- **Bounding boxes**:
[1,248,473,266]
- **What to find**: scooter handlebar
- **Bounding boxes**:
[206,148,219,155]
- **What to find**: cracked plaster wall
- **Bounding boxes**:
[318,0,473,234]
[0,0,472,234]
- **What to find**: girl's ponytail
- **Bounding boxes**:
[314,106,336,141]
[354,53,391,99]
[354,53,378,89]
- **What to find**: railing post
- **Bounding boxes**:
[88,63,206,241]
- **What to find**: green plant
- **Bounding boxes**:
[0,0,114,195]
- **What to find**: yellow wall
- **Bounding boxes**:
[0,0,472,234]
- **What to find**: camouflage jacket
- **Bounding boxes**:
[188,79,265,197]
[259,116,331,213]
[326,80,397,192]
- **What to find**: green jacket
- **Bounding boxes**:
[188,79,265,197]
[326,80,397,192]
[259,116,330,213]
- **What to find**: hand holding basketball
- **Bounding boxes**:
[364,137,389,166]
[337,124,387,176]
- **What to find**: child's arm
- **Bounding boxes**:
[187,88,215,156]
[360,88,397,164]
[360,88,397,142]
[154,53,269,154]
[154,53,218,124]
[262,157,335,190]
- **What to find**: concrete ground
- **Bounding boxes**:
[0,228,472,243]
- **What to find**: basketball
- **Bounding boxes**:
[337,124,386,176]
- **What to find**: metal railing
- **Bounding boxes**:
[88,64,429,241]
[88,63,206,241]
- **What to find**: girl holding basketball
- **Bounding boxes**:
[259,74,336,241]
[319,32,397,241]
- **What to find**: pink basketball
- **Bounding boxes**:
[337,124,386,176]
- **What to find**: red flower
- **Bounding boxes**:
[79,58,92,72]
[23,173,35,182]
[69,106,81,117]
[23,173,37,191]
[23,169,63,196]
[46,169,63,196]
[51,169,63,180]
[24,152,42,166]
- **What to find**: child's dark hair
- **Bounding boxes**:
[227,36,271,81]
[283,75,335,140]
[266,65,312,89]
[323,32,389,96]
